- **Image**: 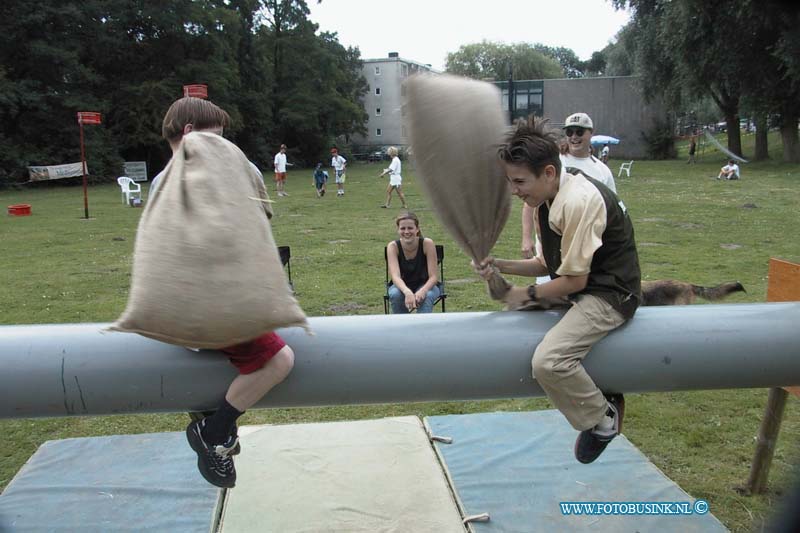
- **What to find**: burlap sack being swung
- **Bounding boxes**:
[110,132,309,348]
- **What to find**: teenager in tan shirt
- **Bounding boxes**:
[475,116,641,464]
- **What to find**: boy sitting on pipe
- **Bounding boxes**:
[155,97,296,488]
[474,116,641,464]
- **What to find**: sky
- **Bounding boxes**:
[307,0,631,71]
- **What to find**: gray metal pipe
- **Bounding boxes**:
[0,303,798,419]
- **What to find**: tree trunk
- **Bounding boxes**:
[725,113,743,157]
[780,115,800,163]
[753,113,769,161]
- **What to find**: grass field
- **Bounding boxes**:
[1,133,799,531]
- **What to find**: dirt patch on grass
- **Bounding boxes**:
[447,278,479,285]
[328,239,351,244]
[326,302,367,313]
[675,222,703,229]
[720,243,742,250]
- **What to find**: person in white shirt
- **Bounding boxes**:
[521,113,617,283]
[378,146,408,209]
[274,144,288,197]
[600,143,610,164]
[717,160,740,180]
[330,148,347,196]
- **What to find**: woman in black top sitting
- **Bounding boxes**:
[386,212,440,313]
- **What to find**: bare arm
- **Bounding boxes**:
[387,242,409,292]
[415,239,439,302]
[494,257,549,278]
[521,204,535,258]
[492,274,589,309]
[388,242,418,310]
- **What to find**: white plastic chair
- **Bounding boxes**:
[618,160,634,178]
[117,176,141,205]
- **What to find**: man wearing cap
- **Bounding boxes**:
[521,112,616,263]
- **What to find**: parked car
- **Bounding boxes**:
[368,150,385,162]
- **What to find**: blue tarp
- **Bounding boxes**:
[0,432,219,532]
[425,410,727,533]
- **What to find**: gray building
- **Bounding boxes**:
[497,76,666,159]
[354,53,664,159]
[353,52,437,148]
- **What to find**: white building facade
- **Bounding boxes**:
[353,52,438,148]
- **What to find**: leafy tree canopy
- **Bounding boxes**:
[445,41,564,80]
[0,0,369,185]
[611,0,800,161]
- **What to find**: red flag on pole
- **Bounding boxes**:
[76,112,101,218]
[77,112,102,125]
[183,85,208,99]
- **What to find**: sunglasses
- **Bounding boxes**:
[565,128,587,137]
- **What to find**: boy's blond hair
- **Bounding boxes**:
[161,97,231,144]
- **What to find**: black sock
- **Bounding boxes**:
[201,399,244,445]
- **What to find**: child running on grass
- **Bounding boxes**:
[313,162,328,197]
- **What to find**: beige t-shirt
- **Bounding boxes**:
[538,172,607,277]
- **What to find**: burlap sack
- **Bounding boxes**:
[406,74,512,297]
[110,132,309,348]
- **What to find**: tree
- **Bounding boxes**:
[532,45,585,78]
[258,0,367,164]
[0,1,122,184]
[613,0,800,162]
[751,1,800,162]
[445,41,563,81]
[602,26,636,77]
[613,0,753,156]
[0,0,369,184]
[582,52,607,78]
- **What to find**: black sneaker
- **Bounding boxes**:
[227,429,241,456]
[186,420,237,488]
[189,413,240,456]
[574,394,625,464]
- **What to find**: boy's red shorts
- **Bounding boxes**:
[221,332,286,375]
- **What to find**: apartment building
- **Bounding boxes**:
[353,52,438,148]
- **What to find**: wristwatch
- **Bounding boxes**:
[527,284,539,303]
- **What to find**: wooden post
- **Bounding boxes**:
[745,387,789,494]
[745,258,800,494]
[76,112,102,219]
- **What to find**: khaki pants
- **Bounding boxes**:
[532,293,626,431]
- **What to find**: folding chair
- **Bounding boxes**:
[117,176,142,205]
[278,245,295,294]
[618,160,634,178]
[383,244,447,314]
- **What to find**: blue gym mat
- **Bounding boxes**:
[1,412,730,532]
[0,432,220,532]
[425,410,727,533]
